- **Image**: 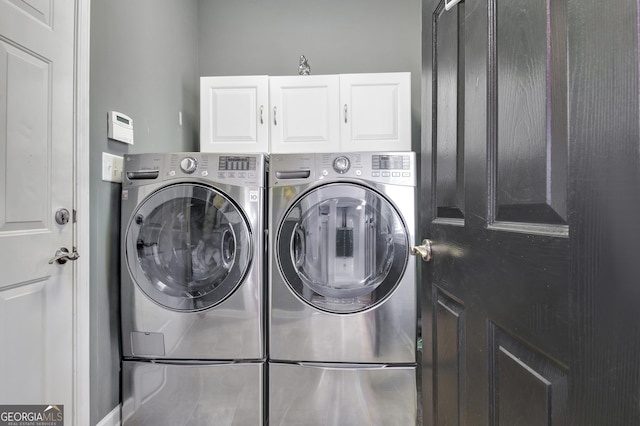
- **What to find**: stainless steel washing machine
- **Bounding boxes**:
[120,152,266,425]
[269,152,417,425]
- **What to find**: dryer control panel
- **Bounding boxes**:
[270,152,415,187]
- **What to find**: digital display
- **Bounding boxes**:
[372,155,410,170]
[116,115,130,125]
[218,156,257,171]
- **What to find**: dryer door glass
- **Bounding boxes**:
[126,183,252,311]
[277,183,409,313]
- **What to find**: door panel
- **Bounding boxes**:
[433,287,465,426]
[7,0,52,26]
[0,0,74,411]
[489,324,568,425]
[424,0,640,424]
[434,5,464,221]
[122,361,265,426]
[568,0,640,423]
[339,73,412,152]
[269,362,416,426]
[423,0,570,424]
[199,75,269,153]
[1,281,47,401]
[0,40,49,234]
[269,75,340,153]
[495,0,567,225]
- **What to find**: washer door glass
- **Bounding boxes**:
[126,183,251,311]
[276,183,409,313]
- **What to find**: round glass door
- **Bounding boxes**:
[276,183,409,314]
[125,183,252,312]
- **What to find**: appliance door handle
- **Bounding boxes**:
[126,171,160,180]
[297,362,390,370]
[274,171,311,180]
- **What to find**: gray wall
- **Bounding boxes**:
[89,1,199,424]
[89,0,420,423]
[198,0,422,151]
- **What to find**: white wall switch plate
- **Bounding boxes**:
[102,152,123,183]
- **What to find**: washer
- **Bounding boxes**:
[120,152,266,425]
[268,152,417,425]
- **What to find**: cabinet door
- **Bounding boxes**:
[269,75,340,153]
[340,72,411,151]
[200,76,269,153]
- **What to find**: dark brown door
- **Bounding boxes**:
[420,0,640,424]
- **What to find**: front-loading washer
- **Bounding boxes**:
[120,152,266,425]
[268,152,417,425]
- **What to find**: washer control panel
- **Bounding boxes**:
[123,152,266,188]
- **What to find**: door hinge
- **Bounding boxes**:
[73,209,77,223]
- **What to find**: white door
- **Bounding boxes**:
[339,73,412,152]
[200,75,270,153]
[269,75,340,153]
[0,0,80,421]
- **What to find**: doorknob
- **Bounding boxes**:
[49,247,80,265]
[55,208,70,225]
[411,239,433,262]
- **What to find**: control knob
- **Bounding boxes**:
[180,157,197,174]
[333,156,351,174]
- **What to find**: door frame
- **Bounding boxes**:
[74,0,91,424]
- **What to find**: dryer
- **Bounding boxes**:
[120,152,266,425]
[268,152,417,425]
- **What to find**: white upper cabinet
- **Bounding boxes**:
[200,75,269,153]
[200,73,411,154]
[339,72,411,151]
[269,75,341,153]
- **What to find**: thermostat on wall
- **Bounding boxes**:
[107,111,134,144]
